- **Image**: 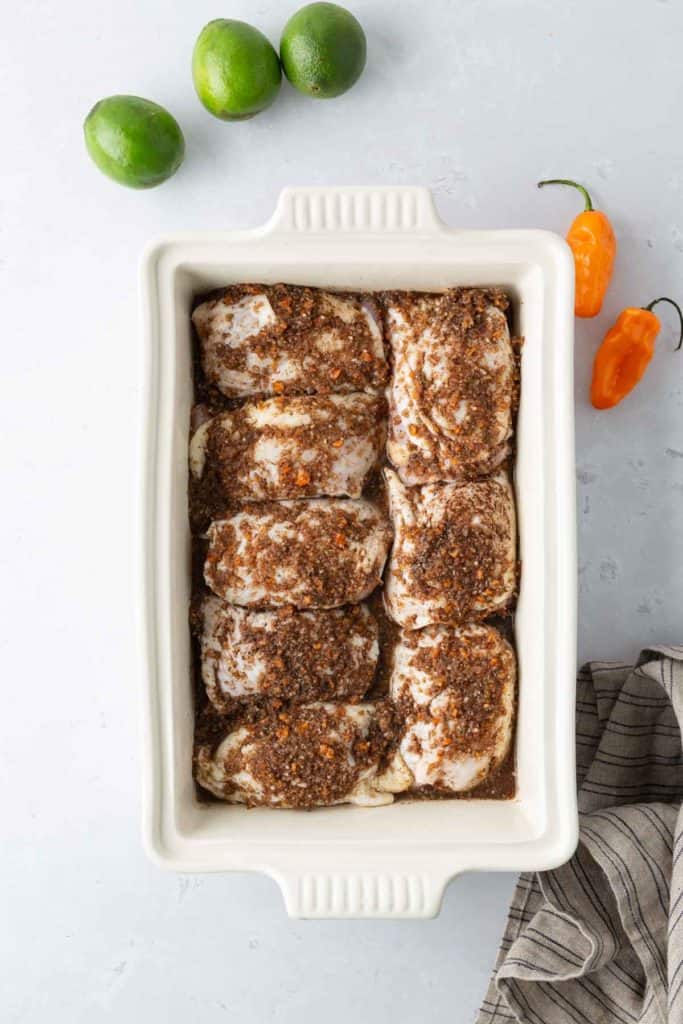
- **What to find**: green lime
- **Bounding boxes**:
[280,2,366,99]
[83,95,185,189]
[192,19,282,121]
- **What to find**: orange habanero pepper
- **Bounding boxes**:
[590,297,683,410]
[537,179,616,318]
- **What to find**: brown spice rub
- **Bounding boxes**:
[384,287,518,484]
[384,470,516,628]
[190,392,387,504]
[409,485,513,620]
[392,625,516,793]
[189,284,520,807]
[365,587,400,698]
[193,284,388,399]
[204,498,392,609]
[195,700,398,808]
[199,597,379,711]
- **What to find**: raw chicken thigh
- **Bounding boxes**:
[200,596,379,710]
[390,624,515,792]
[190,392,386,502]
[195,701,412,808]
[384,288,515,484]
[204,498,392,609]
[383,469,516,628]
[190,281,521,810]
[192,284,387,399]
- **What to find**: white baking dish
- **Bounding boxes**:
[138,186,578,919]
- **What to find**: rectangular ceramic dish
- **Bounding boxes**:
[139,186,578,918]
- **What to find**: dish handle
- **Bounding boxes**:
[265,186,443,236]
[272,865,455,919]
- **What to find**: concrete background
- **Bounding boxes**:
[3,0,683,1020]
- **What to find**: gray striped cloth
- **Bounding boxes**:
[477,644,683,1024]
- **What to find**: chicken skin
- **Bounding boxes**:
[193,285,387,399]
[190,393,385,502]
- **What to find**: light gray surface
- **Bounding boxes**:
[2,0,683,1020]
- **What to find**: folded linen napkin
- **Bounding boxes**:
[477,644,683,1024]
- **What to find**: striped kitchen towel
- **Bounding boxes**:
[477,644,683,1024]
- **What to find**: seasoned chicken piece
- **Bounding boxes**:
[384,469,516,628]
[384,288,515,484]
[390,624,515,792]
[204,498,392,609]
[200,596,379,710]
[195,701,412,808]
[192,284,387,398]
[190,393,385,502]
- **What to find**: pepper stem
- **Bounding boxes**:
[537,178,594,212]
[644,297,683,351]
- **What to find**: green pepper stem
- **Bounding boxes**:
[644,297,683,351]
[537,179,594,212]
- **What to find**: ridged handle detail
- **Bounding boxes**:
[267,186,442,234]
[276,869,449,919]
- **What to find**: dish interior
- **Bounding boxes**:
[144,230,573,872]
